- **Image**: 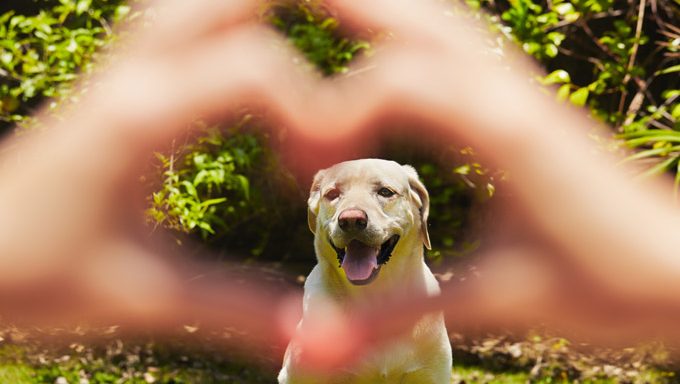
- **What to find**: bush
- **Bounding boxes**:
[480,0,679,190]
[0,0,129,133]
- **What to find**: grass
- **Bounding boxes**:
[0,332,277,384]
[0,364,34,383]
[451,364,678,383]
[5,358,673,383]
[0,329,678,383]
[453,364,531,383]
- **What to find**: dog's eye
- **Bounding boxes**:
[377,187,396,198]
[324,188,340,201]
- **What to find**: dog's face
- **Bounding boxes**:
[307,159,431,285]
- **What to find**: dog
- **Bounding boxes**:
[278,159,452,383]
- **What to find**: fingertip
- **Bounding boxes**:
[280,296,367,374]
[323,0,394,34]
[276,293,303,342]
[134,0,260,54]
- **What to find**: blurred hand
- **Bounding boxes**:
[0,0,315,343]
[280,0,680,372]
[2,0,680,374]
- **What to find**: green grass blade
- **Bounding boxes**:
[619,146,680,164]
[618,130,680,140]
[626,135,680,147]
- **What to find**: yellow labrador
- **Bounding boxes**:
[279,159,452,384]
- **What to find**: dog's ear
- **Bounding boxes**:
[403,165,431,250]
[307,170,325,234]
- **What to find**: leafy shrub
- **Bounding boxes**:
[483,0,678,191]
[147,119,263,240]
[376,139,498,261]
[269,2,370,75]
[0,0,129,133]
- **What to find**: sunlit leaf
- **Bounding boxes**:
[620,146,680,164]
[656,64,680,76]
[557,84,571,101]
[541,69,571,85]
[569,87,589,106]
[672,104,680,120]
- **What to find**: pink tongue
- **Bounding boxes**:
[342,240,379,281]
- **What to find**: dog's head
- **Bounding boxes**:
[307,159,431,285]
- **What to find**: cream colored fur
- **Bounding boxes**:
[279,159,452,384]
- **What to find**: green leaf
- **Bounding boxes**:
[563,11,580,22]
[114,5,131,22]
[569,87,589,106]
[523,42,542,55]
[454,164,470,175]
[655,64,680,76]
[200,197,227,207]
[626,134,680,147]
[662,90,680,100]
[672,104,680,120]
[198,221,215,234]
[542,69,571,85]
[544,44,559,58]
[486,183,495,197]
[556,84,570,101]
[236,175,250,200]
[618,129,680,139]
[554,3,575,15]
[620,146,680,164]
[181,180,197,197]
[547,32,565,46]
[76,0,91,15]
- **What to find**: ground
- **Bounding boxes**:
[0,326,678,383]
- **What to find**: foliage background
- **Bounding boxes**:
[0,0,679,382]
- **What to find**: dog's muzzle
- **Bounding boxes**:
[330,235,400,285]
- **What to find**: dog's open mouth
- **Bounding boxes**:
[330,235,400,285]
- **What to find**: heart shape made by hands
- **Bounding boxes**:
[2,0,650,374]
[0,0,518,345]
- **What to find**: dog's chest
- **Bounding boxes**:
[359,339,426,379]
[342,316,446,381]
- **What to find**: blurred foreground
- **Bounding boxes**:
[0,325,677,383]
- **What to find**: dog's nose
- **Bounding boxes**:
[338,209,368,231]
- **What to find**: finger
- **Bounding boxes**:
[325,0,454,38]
[78,239,184,324]
[171,26,314,128]
[279,296,368,374]
[87,25,317,154]
[172,265,299,354]
[129,0,261,54]
[79,240,298,353]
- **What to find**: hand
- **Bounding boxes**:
[2,0,680,370]
[0,0,312,346]
[280,0,680,371]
